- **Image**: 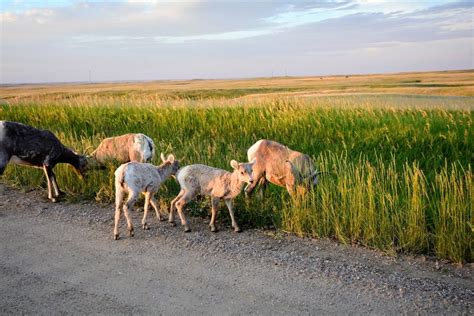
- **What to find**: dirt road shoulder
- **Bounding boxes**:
[0,184,472,314]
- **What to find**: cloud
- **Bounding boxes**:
[0,0,471,83]
[261,2,355,28]
[0,12,17,22]
[153,29,276,43]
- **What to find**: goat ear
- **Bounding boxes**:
[230,160,239,170]
[160,153,166,163]
[167,154,175,163]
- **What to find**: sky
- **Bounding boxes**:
[0,0,472,84]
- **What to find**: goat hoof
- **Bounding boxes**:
[169,221,177,227]
[129,229,134,237]
[210,226,218,233]
[51,198,58,203]
[159,217,166,222]
[234,227,242,233]
[114,234,120,240]
[184,226,191,233]
[142,224,149,230]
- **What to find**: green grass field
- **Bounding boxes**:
[1,71,472,263]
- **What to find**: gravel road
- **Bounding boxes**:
[0,184,472,314]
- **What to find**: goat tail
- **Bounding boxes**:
[141,135,155,162]
[146,136,156,161]
[114,166,127,209]
[114,165,127,189]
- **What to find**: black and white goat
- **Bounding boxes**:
[0,121,88,202]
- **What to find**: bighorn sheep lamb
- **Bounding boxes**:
[246,139,319,195]
[169,159,255,233]
[0,121,88,202]
[113,153,179,240]
[90,133,155,167]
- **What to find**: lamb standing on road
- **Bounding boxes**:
[169,159,255,233]
[246,139,319,195]
[113,153,179,240]
[0,121,88,202]
[90,133,155,167]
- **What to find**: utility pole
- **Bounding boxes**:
[89,70,92,83]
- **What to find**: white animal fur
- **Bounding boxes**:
[246,139,263,162]
[133,134,154,163]
[113,153,179,240]
[169,159,255,233]
[0,121,5,143]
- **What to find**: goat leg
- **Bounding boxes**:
[49,169,63,198]
[0,150,10,175]
[43,165,57,202]
[210,197,220,232]
[225,199,241,233]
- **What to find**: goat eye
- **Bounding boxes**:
[241,171,244,175]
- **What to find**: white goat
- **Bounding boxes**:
[169,159,255,233]
[113,153,179,240]
[90,133,155,167]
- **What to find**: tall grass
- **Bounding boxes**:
[282,155,472,262]
[1,94,472,263]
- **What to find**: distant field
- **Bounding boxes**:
[0,70,472,263]
[1,69,473,100]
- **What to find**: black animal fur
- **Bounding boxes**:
[0,121,87,201]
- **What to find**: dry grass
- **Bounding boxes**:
[1,69,473,100]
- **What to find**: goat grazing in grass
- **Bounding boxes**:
[0,121,88,202]
[169,159,255,233]
[113,153,179,240]
[246,139,319,195]
[89,133,155,167]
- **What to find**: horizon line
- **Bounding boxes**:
[1,68,473,87]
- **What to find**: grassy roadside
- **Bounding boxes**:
[1,71,472,263]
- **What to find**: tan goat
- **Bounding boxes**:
[246,139,318,195]
[169,159,255,233]
[90,133,155,166]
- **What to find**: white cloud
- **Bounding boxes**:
[1,0,471,83]
[24,8,54,24]
[153,29,275,43]
[355,0,458,14]
[262,3,355,28]
[127,0,199,3]
[0,12,18,23]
